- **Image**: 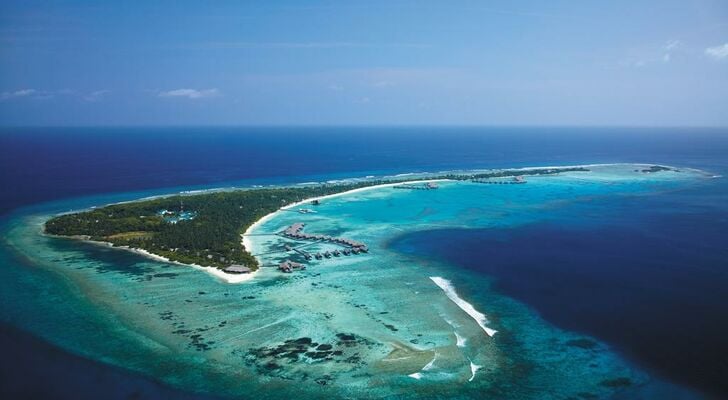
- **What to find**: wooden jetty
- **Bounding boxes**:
[281,222,369,253]
[471,176,526,185]
[292,247,312,260]
[277,222,369,271]
[393,182,439,190]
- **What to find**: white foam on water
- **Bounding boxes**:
[408,353,438,380]
[442,315,468,347]
[468,361,482,382]
[423,353,438,371]
[430,276,497,337]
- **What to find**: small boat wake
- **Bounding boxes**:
[430,277,497,337]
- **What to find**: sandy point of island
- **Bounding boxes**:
[235,179,451,284]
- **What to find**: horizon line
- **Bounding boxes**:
[2,124,728,130]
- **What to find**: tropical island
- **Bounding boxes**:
[44,166,591,272]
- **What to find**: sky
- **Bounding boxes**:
[0,0,727,127]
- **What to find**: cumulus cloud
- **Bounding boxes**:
[0,89,37,100]
[158,88,220,99]
[705,43,728,59]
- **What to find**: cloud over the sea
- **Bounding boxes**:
[705,43,728,60]
[158,88,220,99]
[83,90,110,102]
[0,89,38,100]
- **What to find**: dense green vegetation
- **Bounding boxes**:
[45,183,382,269]
[637,165,673,173]
[44,167,588,270]
[467,166,588,180]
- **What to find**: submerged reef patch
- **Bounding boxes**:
[240,334,379,382]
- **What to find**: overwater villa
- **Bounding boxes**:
[278,223,369,271]
[278,260,305,273]
[280,222,369,253]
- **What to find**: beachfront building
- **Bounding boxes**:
[223,265,252,274]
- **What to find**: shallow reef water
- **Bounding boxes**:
[0,164,713,399]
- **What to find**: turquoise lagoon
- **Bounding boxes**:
[0,164,710,399]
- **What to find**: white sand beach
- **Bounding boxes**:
[240,179,450,273]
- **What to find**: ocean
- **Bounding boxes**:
[1,127,727,399]
[2,126,726,215]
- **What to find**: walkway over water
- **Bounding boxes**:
[279,222,369,264]
[392,182,439,190]
[472,176,526,185]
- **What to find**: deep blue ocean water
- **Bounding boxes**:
[2,126,727,215]
[1,127,727,399]
[390,186,728,397]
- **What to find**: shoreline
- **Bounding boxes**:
[240,178,450,280]
[46,163,705,219]
[43,230,260,284]
[127,247,260,284]
[280,178,450,211]
[48,179,450,285]
[43,163,705,285]
[241,179,450,245]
